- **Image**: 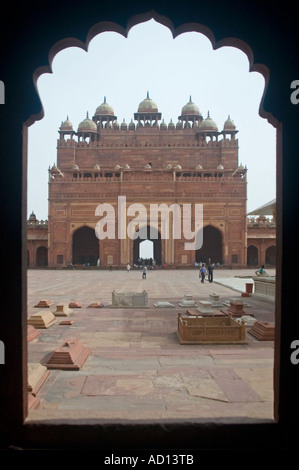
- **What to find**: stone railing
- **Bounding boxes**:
[50,171,246,184]
[247,217,276,228]
[27,219,48,228]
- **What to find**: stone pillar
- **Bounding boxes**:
[260,239,266,265]
[224,220,229,265]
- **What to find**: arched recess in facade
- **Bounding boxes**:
[36,246,48,266]
[133,225,162,266]
[72,226,99,266]
[247,245,258,266]
[195,225,223,265]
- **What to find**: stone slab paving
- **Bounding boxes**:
[27,268,275,421]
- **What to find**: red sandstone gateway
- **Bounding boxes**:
[27,94,274,269]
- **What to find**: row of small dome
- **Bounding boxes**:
[67,163,229,171]
[61,113,236,133]
[59,94,237,134]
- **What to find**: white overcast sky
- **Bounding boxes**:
[28,19,276,220]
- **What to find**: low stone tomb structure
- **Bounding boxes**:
[248,321,275,340]
[223,297,250,308]
[235,315,257,327]
[178,295,197,307]
[54,303,73,317]
[197,300,214,315]
[153,301,175,308]
[59,320,73,325]
[45,338,90,370]
[69,301,83,308]
[87,302,104,308]
[28,363,50,396]
[111,290,148,308]
[28,310,57,329]
[177,314,246,344]
[253,276,276,301]
[27,325,41,342]
[34,299,53,308]
[209,292,222,308]
[222,299,254,317]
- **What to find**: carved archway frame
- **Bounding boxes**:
[22,7,284,440]
[2,3,297,451]
[27,11,277,128]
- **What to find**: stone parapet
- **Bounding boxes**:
[253,276,276,301]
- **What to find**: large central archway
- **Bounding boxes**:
[72,226,99,265]
[133,225,162,265]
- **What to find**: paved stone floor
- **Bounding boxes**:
[27,268,276,422]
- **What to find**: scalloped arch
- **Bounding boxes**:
[28,10,277,129]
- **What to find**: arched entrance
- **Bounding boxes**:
[247,245,258,266]
[133,225,161,266]
[72,226,99,266]
[139,240,154,261]
[36,246,48,266]
[195,225,222,265]
[266,245,276,266]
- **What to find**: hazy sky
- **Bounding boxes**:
[28,19,276,220]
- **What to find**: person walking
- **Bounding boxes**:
[208,263,214,283]
[127,263,131,273]
[200,264,207,283]
[142,266,147,279]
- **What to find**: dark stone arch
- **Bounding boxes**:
[36,246,48,266]
[72,226,99,266]
[247,244,259,266]
[195,225,223,265]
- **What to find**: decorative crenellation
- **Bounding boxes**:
[57,135,239,149]
[247,216,276,228]
[49,168,247,182]
[58,94,238,144]
[27,211,48,227]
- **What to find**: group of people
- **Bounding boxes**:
[199,263,215,283]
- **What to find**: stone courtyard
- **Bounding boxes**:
[27,268,275,422]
